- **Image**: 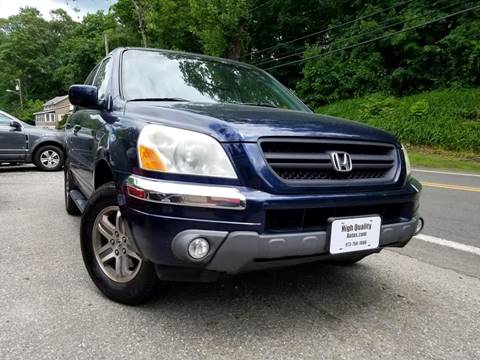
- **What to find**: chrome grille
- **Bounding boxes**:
[260,138,399,184]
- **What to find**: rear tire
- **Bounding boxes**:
[34,145,64,171]
[64,167,81,216]
[80,182,158,305]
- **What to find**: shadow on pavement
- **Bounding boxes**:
[137,259,390,337]
[0,164,39,173]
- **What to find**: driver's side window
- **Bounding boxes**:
[84,64,100,85]
[92,58,112,106]
[0,113,12,127]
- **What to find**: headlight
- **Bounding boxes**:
[401,144,411,177]
[137,124,237,179]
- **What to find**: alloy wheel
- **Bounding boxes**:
[92,206,142,283]
[40,150,60,169]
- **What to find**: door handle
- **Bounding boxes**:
[73,124,81,135]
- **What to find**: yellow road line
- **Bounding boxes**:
[421,181,480,193]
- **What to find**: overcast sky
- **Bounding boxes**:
[0,0,116,20]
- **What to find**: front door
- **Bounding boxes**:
[68,110,104,197]
[0,113,26,162]
[68,56,112,197]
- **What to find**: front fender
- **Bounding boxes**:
[108,117,142,174]
[30,136,65,154]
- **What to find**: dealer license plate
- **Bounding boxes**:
[329,216,381,254]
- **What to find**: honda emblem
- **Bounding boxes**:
[330,152,353,172]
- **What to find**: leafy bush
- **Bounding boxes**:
[317,88,480,152]
[12,99,44,124]
[359,94,395,119]
[408,99,429,119]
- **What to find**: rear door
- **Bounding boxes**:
[0,113,26,161]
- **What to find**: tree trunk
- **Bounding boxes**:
[227,36,241,60]
[131,0,148,48]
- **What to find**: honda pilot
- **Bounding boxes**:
[64,48,423,304]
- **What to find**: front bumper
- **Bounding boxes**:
[122,175,421,275]
[171,218,419,274]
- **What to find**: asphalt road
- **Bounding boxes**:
[397,169,480,278]
[0,165,479,360]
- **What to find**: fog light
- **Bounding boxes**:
[188,238,210,259]
[415,217,424,235]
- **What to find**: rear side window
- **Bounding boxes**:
[93,58,112,105]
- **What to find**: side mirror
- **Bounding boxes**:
[10,121,21,131]
[68,85,99,109]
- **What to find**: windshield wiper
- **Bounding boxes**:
[241,102,278,108]
[128,97,190,102]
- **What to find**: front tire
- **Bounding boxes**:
[80,183,158,305]
[34,145,64,171]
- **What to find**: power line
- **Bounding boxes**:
[265,4,480,71]
[251,0,275,12]
[245,0,416,58]
[253,0,459,66]
[254,0,464,67]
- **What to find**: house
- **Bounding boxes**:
[34,95,73,128]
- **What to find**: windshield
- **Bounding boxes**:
[121,50,309,112]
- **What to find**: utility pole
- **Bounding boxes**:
[6,79,23,111]
[15,79,23,111]
[104,32,109,55]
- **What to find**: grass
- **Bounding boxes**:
[316,87,480,153]
[408,145,480,173]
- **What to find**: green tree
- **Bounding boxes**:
[1,0,479,121]
[0,7,76,119]
[295,1,480,108]
[53,11,138,91]
[188,0,250,59]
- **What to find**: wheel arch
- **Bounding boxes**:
[31,140,65,159]
[94,159,114,190]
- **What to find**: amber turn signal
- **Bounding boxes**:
[138,144,167,171]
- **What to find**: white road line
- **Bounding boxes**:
[413,169,480,178]
[415,234,480,256]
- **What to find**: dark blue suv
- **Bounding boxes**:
[65,48,423,304]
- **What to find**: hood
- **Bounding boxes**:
[125,102,399,144]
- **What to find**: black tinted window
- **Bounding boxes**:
[93,58,112,104]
